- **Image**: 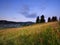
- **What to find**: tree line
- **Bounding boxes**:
[36,15,59,23]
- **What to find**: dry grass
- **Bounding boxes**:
[0,22,60,45]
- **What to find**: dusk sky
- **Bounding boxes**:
[0,0,60,22]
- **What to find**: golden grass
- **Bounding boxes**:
[0,22,60,45]
[0,22,58,39]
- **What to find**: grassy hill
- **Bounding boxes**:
[0,22,60,45]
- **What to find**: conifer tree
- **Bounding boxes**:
[36,16,40,23]
[40,15,45,23]
[48,17,51,22]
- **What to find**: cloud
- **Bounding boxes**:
[19,5,37,18]
[25,13,37,18]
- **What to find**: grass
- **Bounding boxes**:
[0,22,60,45]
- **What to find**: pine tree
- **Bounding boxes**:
[54,16,57,21]
[40,15,45,23]
[52,16,57,21]
[36,16,40,23]
[48,17,51,22]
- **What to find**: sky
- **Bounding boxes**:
[0,0,60,22]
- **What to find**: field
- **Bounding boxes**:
[0,22,60,45]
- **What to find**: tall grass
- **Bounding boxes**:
[0,22,60,45]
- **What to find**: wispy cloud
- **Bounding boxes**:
[19,5,37,18]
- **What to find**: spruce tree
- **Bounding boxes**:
[36,16,40,23]
[48,17,51,22]
[40,15,45,23]
[52,16,57,21]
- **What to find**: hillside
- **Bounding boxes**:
[0,20,34,28]
[0,22,60,45]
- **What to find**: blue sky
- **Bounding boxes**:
[0,0,60,22]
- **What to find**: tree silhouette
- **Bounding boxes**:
[48,17,51,22]
[36,16,40,23]
[52,16,55,21]
[40,15,45,23]
[54,16,57,21]
[52,16,57,21]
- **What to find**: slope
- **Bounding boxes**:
[0,22,60,45]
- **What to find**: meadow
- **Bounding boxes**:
[0,22,60,45]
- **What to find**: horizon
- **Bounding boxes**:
[0,0,60,22]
